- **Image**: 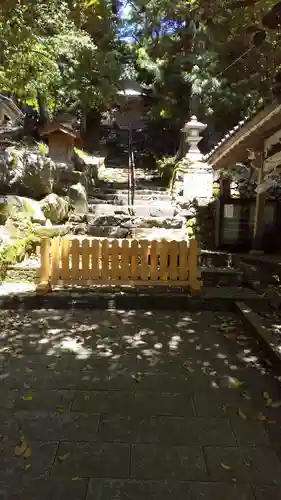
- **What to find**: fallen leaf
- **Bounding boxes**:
[22,395,33,401]
[47,363,56,370]
[185,366,194,373]
[229,378,244,389]
[241,391,251,400]
[58,452,70,462]
[14,440,28,457]
[72,477,82,481]
[263,392,270,400]
[25,367,33,373]
[25,464,31,471]
[56,407,64,413]
[132,373,144,383]
[237,408,247,419]
[221,462,231,470]
[255,412,266,421]
[271,401,281,408]
[23,447,32,459]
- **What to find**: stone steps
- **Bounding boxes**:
[88,203,175,218]
[201,267,243,287]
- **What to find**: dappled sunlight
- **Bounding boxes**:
[1,308,280,389]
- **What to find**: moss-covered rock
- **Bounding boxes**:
[0,195,46,225]
[39,193,69,223]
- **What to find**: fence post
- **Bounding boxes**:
[36,238,52,294]
[188,239,201,295]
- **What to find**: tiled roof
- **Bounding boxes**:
[204,100,274,162]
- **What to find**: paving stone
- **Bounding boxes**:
[134,392,195,416]
[87,479,192,499]
[2,369,108,390]
[0,478,89,500]
[72,390,134,413]
[2,411,100,442]
[254,485,281,500]
[51,442,130,478]
[1,389,74,412]
[189,482,254,500]
[231,418,270,446]
[98,415,236,446]
[107,372,208,392]
[193,389,256,418]
[0,439,58,483]
[130,444,208,480]
[204,446,281,484]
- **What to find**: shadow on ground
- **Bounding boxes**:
[1,308,281,499]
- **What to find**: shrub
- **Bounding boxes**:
[0,233,40,281]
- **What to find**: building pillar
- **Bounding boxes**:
[220,177,231,199]
[252,152,266,251]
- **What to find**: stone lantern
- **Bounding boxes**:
[181,116,213,205]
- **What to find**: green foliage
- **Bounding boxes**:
[156,155,177,185]
[0,233,40,281]
[0,0,122,121]
[126,0,280,136]
[38,142,49,156]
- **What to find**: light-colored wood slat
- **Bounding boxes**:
[90,239,100,280]
[179,240,188,281]
[188,239,201,293]
[168,240,179,281]
[51,237,60,284]
[149,240,158,281]
[120,239,130,279]
[40,238,51,284]
[81,239,90,281]
[140,240,149,280]
[111,239,120,280]
[61,239,71,281]
[71,239,80,283]
[159,240,169,280]
[130,239,139,279]
[101,239,110,280]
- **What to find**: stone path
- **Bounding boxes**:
[1,309,281,499]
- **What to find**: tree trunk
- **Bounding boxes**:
[37,90,51,127]
[85,108,102,152]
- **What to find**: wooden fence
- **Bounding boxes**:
[37,237,201,293]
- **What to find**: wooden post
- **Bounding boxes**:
[220,177,231,199]
[252,151,266,252]
[36,238,52,294]
[188,239,201,295]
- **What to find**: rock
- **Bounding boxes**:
[53,163,88,195]
[69,183,88,214]
[86,214,131,227]
[40,193,69,223]
[23,153,54,197]
[68,213,88,224]
[0,195,46,224]
[72,149,103,185]
[0,147,55,197]
[5,213,32,238]
[33,224,68,238]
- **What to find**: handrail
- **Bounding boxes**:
[128,125,136,215]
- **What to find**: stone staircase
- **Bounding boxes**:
[67,164,188,240]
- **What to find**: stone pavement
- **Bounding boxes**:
[1,309,281,499]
